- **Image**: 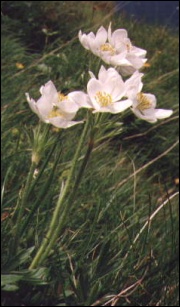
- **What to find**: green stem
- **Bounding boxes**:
[20,137,61,236]
[71,130,95,200]
[39,129,95,264]
[29,117,90,269]
[12,162,36,254]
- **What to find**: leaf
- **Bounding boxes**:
[1,267,49,292]
[17,246,35,265]
[2,284,19,292]
[3,246,35,271]
[1,274,22,292]
[1,274,22,286]
[22,267,49,285]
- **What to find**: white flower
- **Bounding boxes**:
[125,71,173,123]
[26,80,88,128]
[87,66,132,113]
[79,23,147,75]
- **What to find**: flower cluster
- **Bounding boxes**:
[26,81,89,128]
[26,23,173,127]
[79,23,147,76]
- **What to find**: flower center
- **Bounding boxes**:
[48,106,64,118]
[136,93,152,111]
[58,92,68,102]
[100,43,116,55]
[95,91,113,107]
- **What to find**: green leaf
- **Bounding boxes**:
[2,284,19,292]
[1,274,22,286]
[22,267,49,285]
[1,267,49,292]
[3,246,35,271]
[1,274,22,292]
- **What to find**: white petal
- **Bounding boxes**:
[95,26,108,46]
[143,93,157,108]
[131,46,147,57]
[93,99,132,114]
[99,66,122,85]
[57,99,79,114]
[78,30,85,45]
[155,109,173,119]
[26,93,49,122]
[111,29,128,46]
[86,32,97,52]
[118,65,137,76]
[100,54,111,65]
[78,31,92,50]
[26,93,38,115]
[40,80,57,98]
[132,108,157,123]
[98,65,107,81]
[126,54,145,70]
[80,30,101,55]
[109,79,126,101]
[108,53,130,66]
[49,117,83,128]
[103,71,126,101]
[68,91,93,109]
[39,81,58,110]
[125,71,144,98]
[36,95,53,119]
[106,67,122,79]
[87,79,104,110]
[108,99,132,113]
[107,22,112,42]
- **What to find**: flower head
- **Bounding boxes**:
[79,23,147,75]
[87,66,132,113]
[125,71,173,123]
[26,81,89,128]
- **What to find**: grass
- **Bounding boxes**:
[1,1,179,306]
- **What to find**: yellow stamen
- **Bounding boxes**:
[100,43,116,55]
[126,43,132,52]
[95,91,112,107]
[136,93,152,111]
[58,92,68,102]
[48,106,63,118]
